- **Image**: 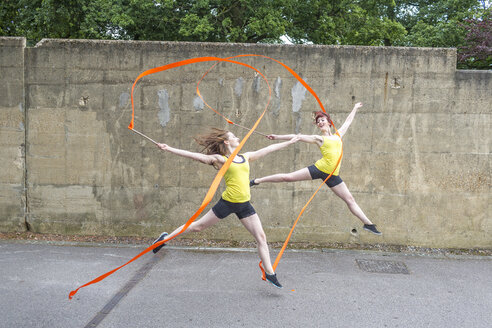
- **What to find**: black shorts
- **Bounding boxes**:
[307,165,343,188]
[212,198,256,219]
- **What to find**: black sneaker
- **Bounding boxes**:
[152,232,168,254]
[265,273,283,289]
[250,179,259,187]
[363,224,382,235]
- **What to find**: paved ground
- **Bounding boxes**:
[0,240,491,328]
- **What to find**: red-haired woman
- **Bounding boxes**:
[251,102,381,235]
[152,128,300,288]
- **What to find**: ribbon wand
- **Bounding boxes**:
[132,124,267,141]
[129,128,159,145]
[230,122,269,137]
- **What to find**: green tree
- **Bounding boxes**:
[178,0,288,43]
[0,0,289,44]
[392,0,486,47]
[115,0,289,43]
[1,0,119,44]
[283,0,406,46]
[0,0,19,36]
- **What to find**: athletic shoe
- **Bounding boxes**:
[363,224,382,235]
[250,179,259,187]
[152,232,168,254]
[265,273,283,289]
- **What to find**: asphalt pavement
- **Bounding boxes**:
[1,240,491,328]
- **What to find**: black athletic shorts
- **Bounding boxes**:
[307,165,343,188]
[212,198,256,219]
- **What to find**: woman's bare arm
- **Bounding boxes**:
[337,102,363,137]
[245,136,300,162]
[156,143,224,167]
[267,134,323,146]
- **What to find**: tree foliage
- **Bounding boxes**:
[392,0,485,47]
[284,0,407,46]
[1,0,490,68]
[458,10,492,69]
[0,0,289,44]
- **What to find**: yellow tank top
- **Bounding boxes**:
[314,135,342,175]
[221,154,251,203]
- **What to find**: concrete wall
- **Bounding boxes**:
[0,37,25,231]
[0,37,490,249]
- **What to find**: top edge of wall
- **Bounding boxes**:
[31,37,456,54]
[455,69,492,75]
[0,36,26,47]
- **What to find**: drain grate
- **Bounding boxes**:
[356,259,410,274]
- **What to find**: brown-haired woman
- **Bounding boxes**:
[250,102,382,235]
[152,128,300,288]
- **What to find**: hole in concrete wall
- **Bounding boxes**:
[391,76,402,89]
[78,96,89,110]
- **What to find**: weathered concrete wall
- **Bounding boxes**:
[0,37,25,231]
[0,37,490,249]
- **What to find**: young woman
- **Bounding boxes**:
[151,128,300,288]
[250,102,382,235]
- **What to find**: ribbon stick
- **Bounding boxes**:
[232,122,269,137]
[130,129,159,145]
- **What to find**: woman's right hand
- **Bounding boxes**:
[289,135,301,144]
[266,134,277,140]
[156,143,168,151]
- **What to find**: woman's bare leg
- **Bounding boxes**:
[254,167,311,185]
[330,182,373,225]
[166,209,221,240]
[240,213,275,275]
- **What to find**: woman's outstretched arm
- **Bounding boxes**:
[156,143,224,167]
[337,102,363,137]
[245,136,300,162]
[267,134,323,146]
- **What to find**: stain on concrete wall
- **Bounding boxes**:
[271,77,282,117]
[119,93,130,109]
[157,89,171,127]
[193,96,204,111]
[234,77,244,97]
[252,74,261,93]
[292,80,307,133]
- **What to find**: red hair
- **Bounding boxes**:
[314,111,333,126]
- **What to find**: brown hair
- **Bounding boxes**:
[313,111,333,126]
[194,128,230,156]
